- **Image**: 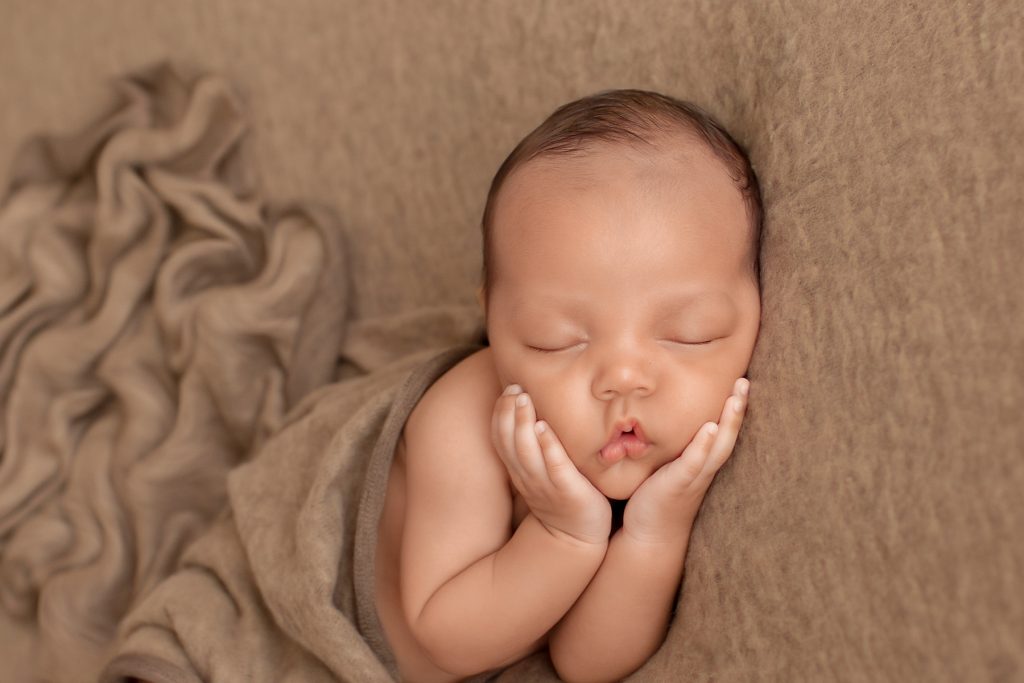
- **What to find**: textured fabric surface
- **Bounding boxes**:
[0,64,353,680]
[101,342,489,683]
[1,1,1022,681]
[0,63,487,682]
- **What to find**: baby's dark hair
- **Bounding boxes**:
[479,88,762,306]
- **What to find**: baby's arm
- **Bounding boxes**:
[400,360,608,677]
[547,526,689,682]
[549,379,750,682]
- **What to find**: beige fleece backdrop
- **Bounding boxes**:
[1,1,1021,681]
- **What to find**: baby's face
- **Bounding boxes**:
[485,141,760,500]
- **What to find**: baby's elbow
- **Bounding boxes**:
[412,616,489,678]
[553,666,629,683]
[551,648,631,683]
[422,641,477,679]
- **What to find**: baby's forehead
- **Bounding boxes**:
[501,145,730,228]
[509,138,722,197]
[492,139,751,278]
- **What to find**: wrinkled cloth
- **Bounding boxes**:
[0,61,486,682]
[101,341,492,683]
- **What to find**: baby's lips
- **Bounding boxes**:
[631,422,649,444]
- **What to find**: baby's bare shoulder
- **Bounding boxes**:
[405,346,502,449]
[400,347,513,623]
[402,345,509,509]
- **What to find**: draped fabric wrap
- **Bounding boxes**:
[0,62,486,682]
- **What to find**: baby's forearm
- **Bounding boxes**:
[548,527,690,683]
[413,512,607,677]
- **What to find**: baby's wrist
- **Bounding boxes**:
[619,518,695,548]
[536,515,610,550]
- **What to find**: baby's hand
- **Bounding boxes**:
[492,385,611,546]
[622,378,750,545]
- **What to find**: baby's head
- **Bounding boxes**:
[478,89,763,500]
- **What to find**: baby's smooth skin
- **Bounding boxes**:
[373,138,759,683]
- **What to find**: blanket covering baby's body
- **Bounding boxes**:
[0,61,516,682]
[100,341,499,683]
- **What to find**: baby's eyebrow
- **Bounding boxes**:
[656,291,736,314]
[648,295,737,327]
[510,303,585,324]
[518,290,734,318]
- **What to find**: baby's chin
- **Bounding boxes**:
[589,473,645,501]
[576,447,678,501]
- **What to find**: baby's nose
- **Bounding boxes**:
[592,354,655,400]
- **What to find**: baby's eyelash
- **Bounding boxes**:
[528,339,715,354]
[674,339,714,346]
[527,345,569,354]
[527,340,590,353]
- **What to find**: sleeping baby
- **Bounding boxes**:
[373,89,762,683]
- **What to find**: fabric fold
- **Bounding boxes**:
[101,342,492,683]
[0,61,353,681]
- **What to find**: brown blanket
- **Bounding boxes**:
[0,62,488,682]
[101,341,489,683]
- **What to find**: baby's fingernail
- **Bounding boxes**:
[739,379,749,396]
[516,394,528,407]
[708,423,719,435]
[504,384,522,395]
[535,421,547,435]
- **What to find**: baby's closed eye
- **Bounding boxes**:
[527,343,581,354]
[661,337,717,346]
[526,337,717,354]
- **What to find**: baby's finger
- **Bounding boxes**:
[533,420,582,488]
[670,421,718,483]
[700,380,748,479]
[492,385,526,479]
[511,392,548,481]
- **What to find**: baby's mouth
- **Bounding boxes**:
[599,423,650,464]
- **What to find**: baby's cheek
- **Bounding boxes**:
[526,383,573,425]
[645,386,716,450]
[528,393,593,456]
[537,406,575,442]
